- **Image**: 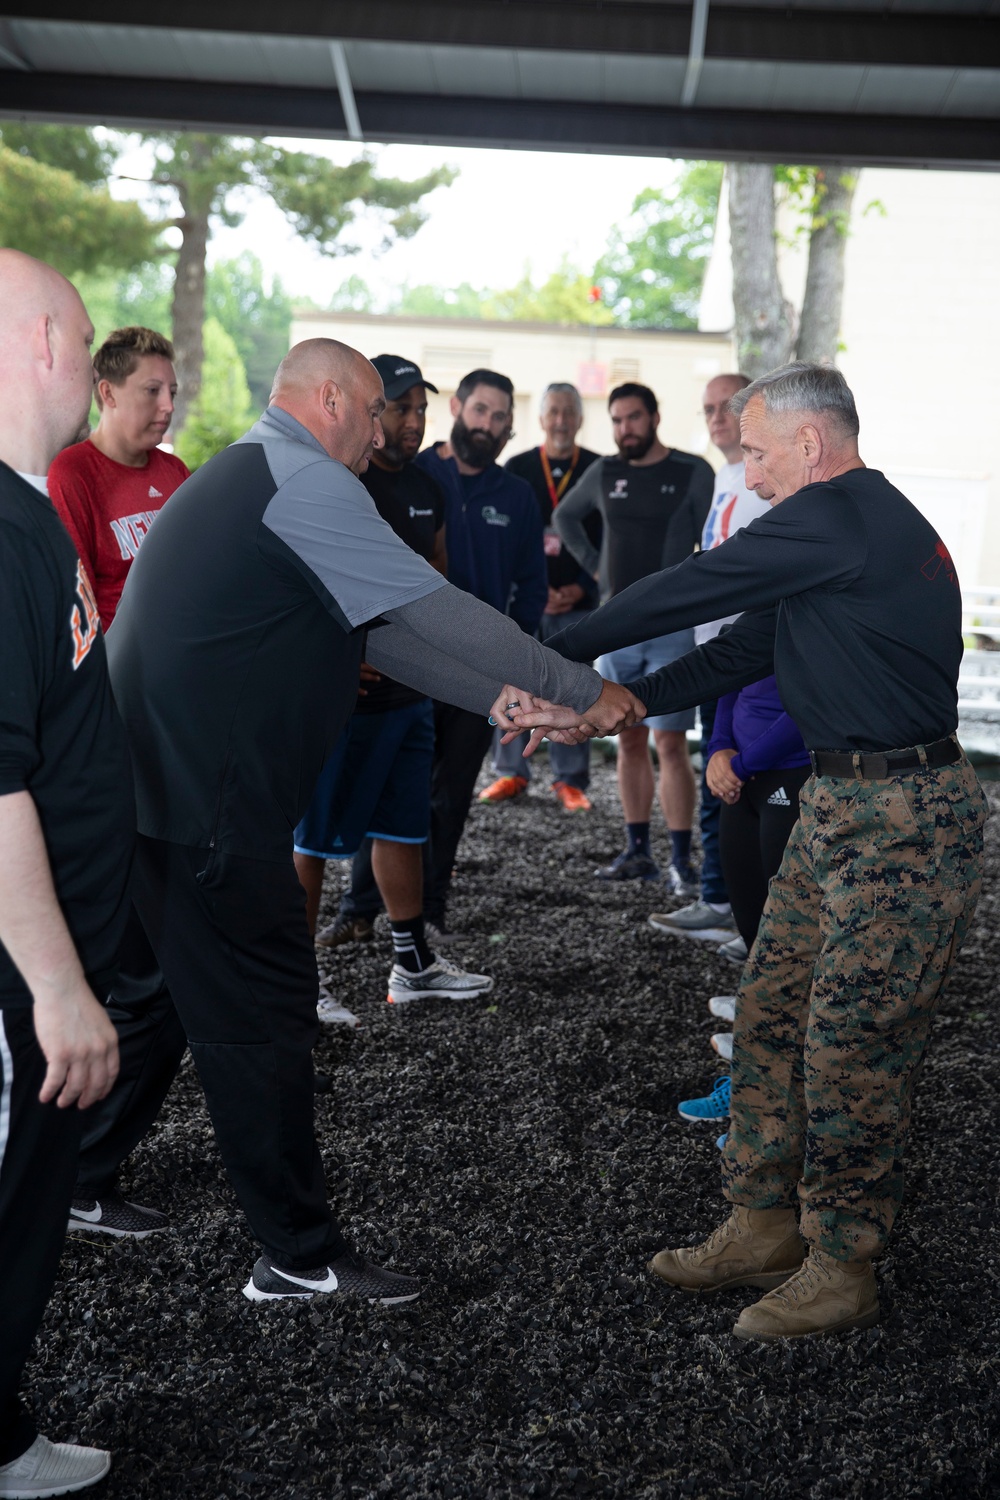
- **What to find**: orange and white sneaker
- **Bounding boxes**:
[478,775,528,804]
[553,781,592,812]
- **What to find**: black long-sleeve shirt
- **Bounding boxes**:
[548,468,963,753]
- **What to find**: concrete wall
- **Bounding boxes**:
[289,311,736,467]
[701,167,1000,588]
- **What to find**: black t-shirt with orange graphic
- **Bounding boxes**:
[0,462,134,1007]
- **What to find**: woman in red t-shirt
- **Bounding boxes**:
[48,325,190,630]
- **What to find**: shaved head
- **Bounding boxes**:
[269,337,386,475]
[0,249,95,475]
[270,337,371,403]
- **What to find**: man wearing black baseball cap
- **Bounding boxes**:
[294,355,494,1009]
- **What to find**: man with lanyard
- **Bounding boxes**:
[480,381,601,811]
[414,368,548,938]
[555,382,714,892]
[648,372,770,950]
[294,355,492,1010]
[513,362,988,1340]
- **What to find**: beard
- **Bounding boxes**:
[450,414,504,469]
[616,428,656,462]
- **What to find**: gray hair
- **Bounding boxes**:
[729,361,859,438]
[540,381,583,418]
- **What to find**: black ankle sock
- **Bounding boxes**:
[390,916,433,973]
[670,829,693,869]
[626,821,651,857]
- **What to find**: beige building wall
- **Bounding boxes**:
[701,167,1000,588]
[289,311,736,465]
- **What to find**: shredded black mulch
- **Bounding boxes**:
[28,755,1000,1498]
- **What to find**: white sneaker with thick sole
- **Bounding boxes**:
[718,935,749,964]
[387,956,493,1004]
[711,1031,734,1061]
[317,984,361,1028]
[0,1435,110,1498]
[708,995,737,1023]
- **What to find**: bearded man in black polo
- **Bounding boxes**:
[294,355,492,1010]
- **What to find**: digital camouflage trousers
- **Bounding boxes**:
[722,752,990,1262]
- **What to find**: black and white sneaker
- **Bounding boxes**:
[387,955,493,1005]
[67,1189,169,1239]
[243,1251,421,1304]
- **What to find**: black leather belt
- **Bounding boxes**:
[809,737,961,780]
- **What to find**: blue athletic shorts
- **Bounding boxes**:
[597,631,697,732]
[293,698,434,859]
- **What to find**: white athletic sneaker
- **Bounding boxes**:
[711,1031,734,1061]
[386,956,494,1004]
[0,1435,110,1498]
[317,985,361,1028]
[708,995,738,1023]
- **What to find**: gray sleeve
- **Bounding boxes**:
[262,456,446,627]
[365,584,603,715]
[553,464,603,578]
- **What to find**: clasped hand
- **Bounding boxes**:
[489,680,646,757]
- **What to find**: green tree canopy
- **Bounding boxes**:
[482,262,614,325]
[205,253,295,412]
[137,131,458,433]
[0,122,118,185]
[0,132,161,279]
[595,161,723,328]
[173,317,255,470]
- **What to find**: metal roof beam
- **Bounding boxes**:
[329,40,363,142]
[5,4,1000,69]
[680,0,710,108]
[2,70,998,171]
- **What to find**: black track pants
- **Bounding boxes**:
[719,766,811,949]
[75,903,187,1197]
[0,1009,84,1464]
[132,837,349,1271]
[425,702,494,925]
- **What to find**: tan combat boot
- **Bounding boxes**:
[648,1206,805,1293]
[733,1248,879,1341]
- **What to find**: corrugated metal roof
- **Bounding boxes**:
[1,4,998,167]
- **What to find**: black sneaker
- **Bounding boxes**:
[315,915,375,950]
[594,849,660,882]
[243,1251,421,1304]
[68,1189,169,1238]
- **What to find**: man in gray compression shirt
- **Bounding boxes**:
[107,337,643,1306]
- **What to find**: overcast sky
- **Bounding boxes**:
[165,138,691,306]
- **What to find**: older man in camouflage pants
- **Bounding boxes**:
[511,361,989,1340]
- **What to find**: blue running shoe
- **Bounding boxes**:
[594,849,660,882]
[716,1132,728,1151]
[677,1075,731,1122]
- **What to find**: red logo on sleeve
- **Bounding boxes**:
[921,540,957,585]
[70,559,100,669]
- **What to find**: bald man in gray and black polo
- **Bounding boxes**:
[108,338,641,1306]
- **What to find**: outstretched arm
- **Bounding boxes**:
[547,491,866,663]
[366,582,604,715]
[509,609,776,753]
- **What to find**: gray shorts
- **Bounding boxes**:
[596,630,697,732]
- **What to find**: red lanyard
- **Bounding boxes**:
[539,445,580,508]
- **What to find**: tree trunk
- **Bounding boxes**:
[795,164,859,365]
[727,162,795,379]
[170,139,214,439]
